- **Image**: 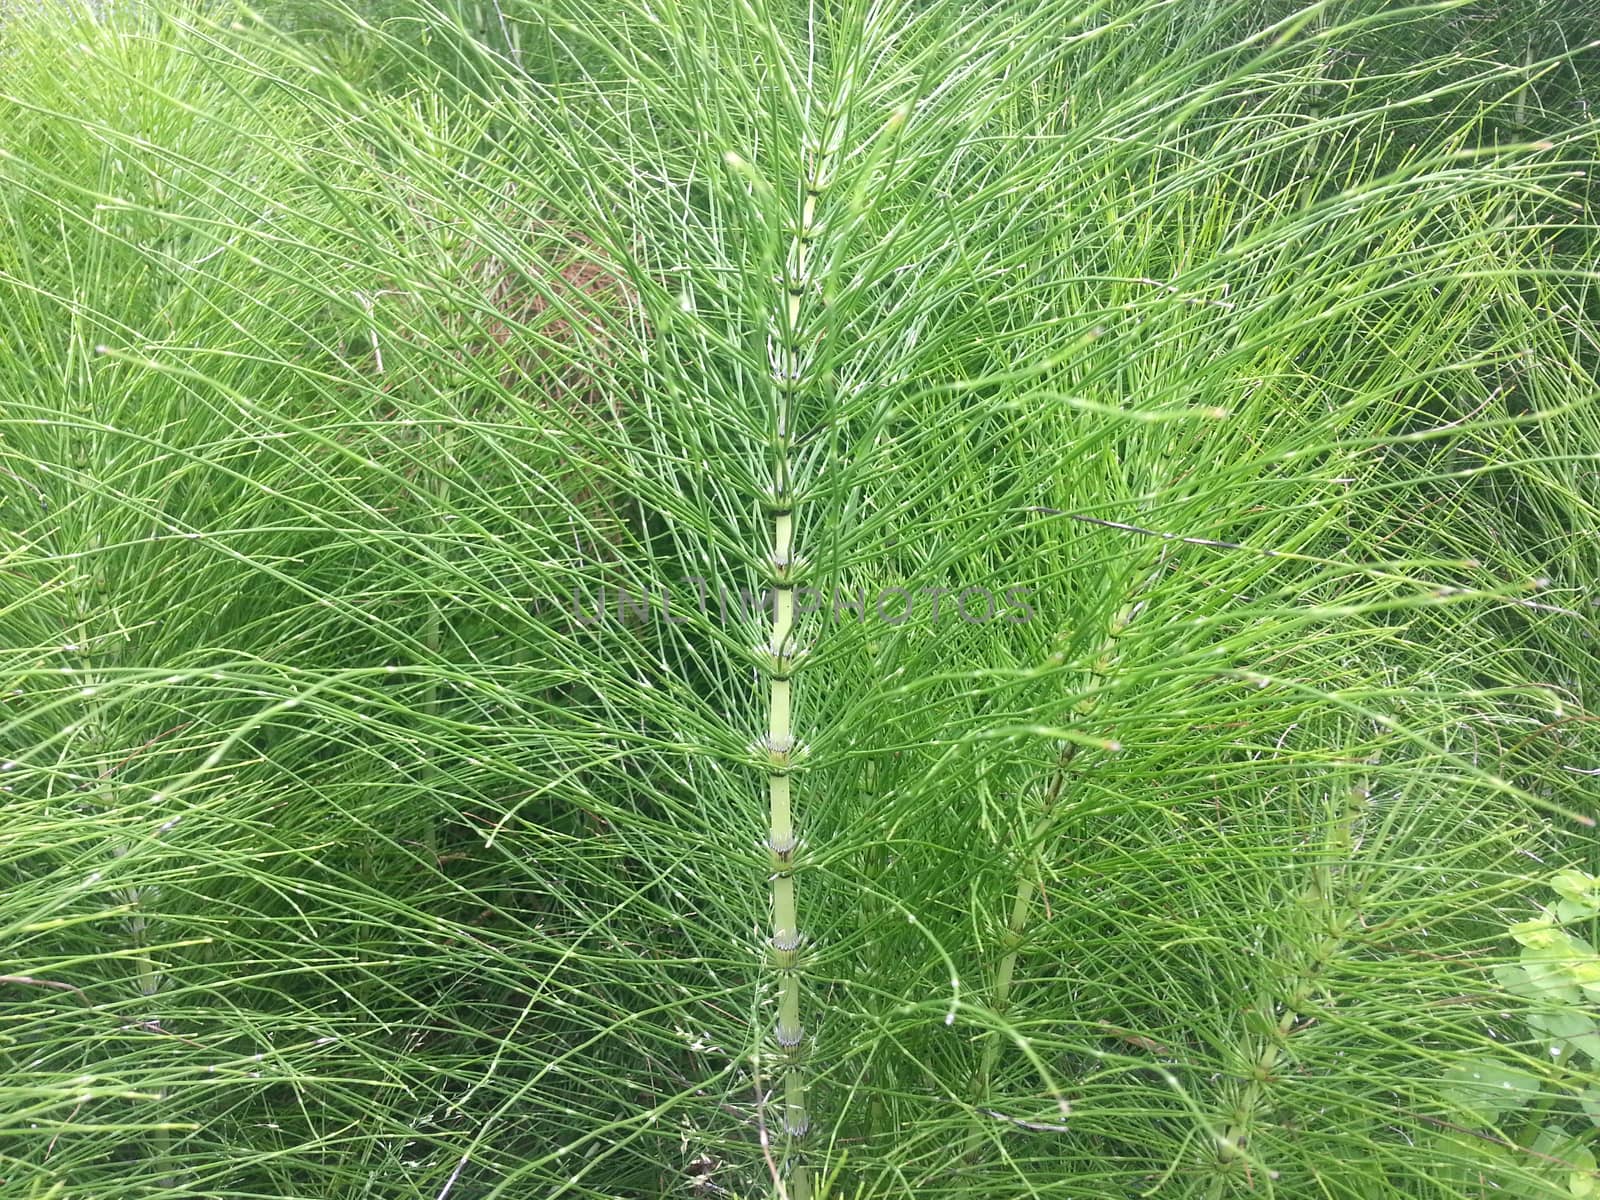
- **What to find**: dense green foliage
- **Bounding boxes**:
[1,1,1597,1197]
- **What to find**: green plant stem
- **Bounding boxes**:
[970,741,1076,1110]
[420,413,450,864]
[968,582,1145,1131]
[759,142,836,1200]
[1208,779,1366,1193]
[68,338,173,1185]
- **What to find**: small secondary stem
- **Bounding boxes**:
[68,338,172,1185]
[1207,778,1366,1193]
[970,742,1077,1108]
[967,583,1141,1156]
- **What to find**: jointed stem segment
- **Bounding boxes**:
[971,741,1077,1108]
[758,147,831,1200]
[754,56,881,1198]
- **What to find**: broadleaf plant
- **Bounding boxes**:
[1439,871,1600,1197]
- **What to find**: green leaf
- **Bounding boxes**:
[1550,870,1600,912]
[1528,1007,1600,1061]
[1515,917,1570,951]
[1580,1087,1600,1128]
[1439,1059,1543,1125]
[1523,947,1587,1005]
[1567,1143,1597,1198]
[1571,958,1600,1001]
[1559,899,1600,925]
[1528,1007,1597,1043]
[1529,1127,1598,1199]
[1498,962,1547,1001]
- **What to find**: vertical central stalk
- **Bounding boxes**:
[761,165,824,1200]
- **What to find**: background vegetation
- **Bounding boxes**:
[1,0,1597,1197]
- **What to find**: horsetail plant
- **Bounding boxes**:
[59,220,179,1189]
[750,140,820,1193]
[738,61,899,1195]
[1,1,1597,1198]
[1205,775,1369,1192]
[967,564,1158,1132]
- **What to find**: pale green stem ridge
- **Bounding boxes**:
[420,414,450,863]
[970,742,1075,1110]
